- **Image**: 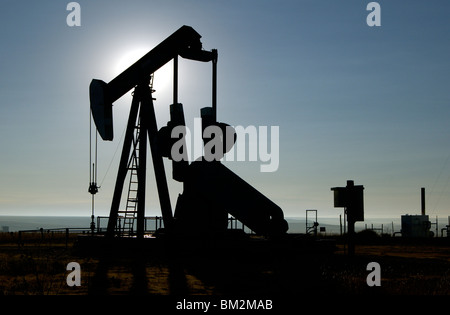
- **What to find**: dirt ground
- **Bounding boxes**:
[1,233,450,296]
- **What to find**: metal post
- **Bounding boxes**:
[347,211,355,256]
[436,216,438,238]
[106,92,141,237]
[136,86,148,239]
[346,180,355,256]
[212,49,218,121]
[173,55,178,105]
[143,85,174,231]
[421,187,426,216]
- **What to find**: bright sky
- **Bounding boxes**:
[1,1,450,222]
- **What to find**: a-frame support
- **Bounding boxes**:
[106,81,173,238]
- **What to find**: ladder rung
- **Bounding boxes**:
[118,210,136,214]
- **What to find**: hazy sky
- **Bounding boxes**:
[1,1,450,222]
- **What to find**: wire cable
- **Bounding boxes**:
[99,123,127,187]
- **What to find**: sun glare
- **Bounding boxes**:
[115,48,150,76]
[114,47,173,96]
[153,62,173,95]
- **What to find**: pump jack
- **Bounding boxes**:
[89,25,288,239]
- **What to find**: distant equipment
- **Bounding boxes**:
[331,180,364,222]
[401,215,432,238]
[306,209,319,236]
[401,187,432,238]
[445,216,450,237]
[331,180,365,256]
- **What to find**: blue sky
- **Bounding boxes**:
[0,1,450,222]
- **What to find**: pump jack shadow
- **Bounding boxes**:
[84,239,196,295]
[175,238,333,295]
[80,234,337,296]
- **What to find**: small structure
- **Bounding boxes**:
[400,188,432,238]
[401,214,431,238]
[442,216,450,237]
[331,180,364,255]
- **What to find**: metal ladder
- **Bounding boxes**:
[118,119,141,236]
[115,75,154,237]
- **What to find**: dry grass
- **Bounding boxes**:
[326,242,450,295]
[0,232,88,295]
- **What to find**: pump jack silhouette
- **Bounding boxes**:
[89,25,288,240]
